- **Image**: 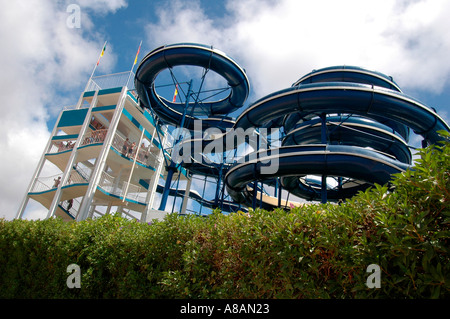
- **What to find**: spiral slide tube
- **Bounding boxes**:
[135,44,450,210]
[235,82,448,145]
[227,66,449,203]
[135,43,250,131]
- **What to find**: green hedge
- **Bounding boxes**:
[1,133,449,298]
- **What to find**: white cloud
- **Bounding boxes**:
[0,0,126,220]
[76,0,128,14]
[145,0,221,46]
[145,0,450,97]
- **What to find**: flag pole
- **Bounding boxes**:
[126,40,142,89]
[84,40,107,92]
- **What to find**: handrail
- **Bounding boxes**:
[111,132,158,168]
[80,129,108,147]
[121,181,147,203]
[98,171,116,194]
[62,105,78,111]
[66,164,92,185]
[30,174,63,193]
[59,197,81,219]
[98,170,147,204]
[47,140,76,154]
[47,129,108,155]
[85,71,135,92]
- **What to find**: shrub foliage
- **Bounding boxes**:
[1,133,449,298]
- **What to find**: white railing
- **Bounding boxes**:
[85,79,101,92]
[30,164,92,194]
[85,71,135,92]
[59,197,81,219]
[98,171,147,204]
[30,174,63,193]
[48,140,76,154]
[66,164,92,186]
[80,129,108,147]
[98,171,116,194]
[122,181,147,203]
[62,105,78,111]
[111,132,159,168]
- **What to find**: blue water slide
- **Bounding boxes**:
[225,66,449,203]
[224,144,411,203]
[134,45,450,208]
[153,184,246,213]
[282,111,411,143]
[234,82,449,145]
[134,43,250,130]
[285,66,410,141]
[292,65,402,92]
[282,116,412,164]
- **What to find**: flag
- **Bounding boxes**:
[96,42,107,66]
[133,42,142,66]
[172,84,178,102]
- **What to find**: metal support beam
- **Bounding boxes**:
[180,175,192,215]
[159,80,193,211]
[77,86,128,221]
[320,113,327,204]
[47,91,99,219]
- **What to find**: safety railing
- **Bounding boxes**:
[47,128,107,155]
[59,197,81,219]
[80,129,108,147]
[85,80,101,92]
[62,105,78,111]
[65,164,92,186]
[98,171,116,194]
[121,181,147,203]
[85,71,135,92]
[30,164,92,194]
[47,140,76,154]
[98,171,147,204]
[111,132,159,168]
[30,174,63,193]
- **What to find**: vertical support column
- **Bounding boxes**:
[77,87,128,221]
[252,181,258,210]
[141,129,167,223]
[252,133,260,210]
[277,179,282,207]
[320,113,327,204]
[46,91,99,219]
[112,167,123,195]
[88,205,96,218]
[105,203,112,215]
[199,175,207,216]
[122,128,145,201]
[159,79,193,211]
[180,175,192,215]
[75,91,86,109]
[214,164,223,207]
[16,110,64,219]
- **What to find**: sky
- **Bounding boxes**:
[1,0,450,220]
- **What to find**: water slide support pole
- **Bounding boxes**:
[320,113,328,204]
[159,80,193,211]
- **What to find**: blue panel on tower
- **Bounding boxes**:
[57,108,89,128]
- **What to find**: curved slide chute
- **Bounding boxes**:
[224,144,410,203]
[292,65,402,92]
[135,44,450,211]
[282,116,412,164]
[235,82,449,145]
[227,77,448,203]
[135,43,250,131]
